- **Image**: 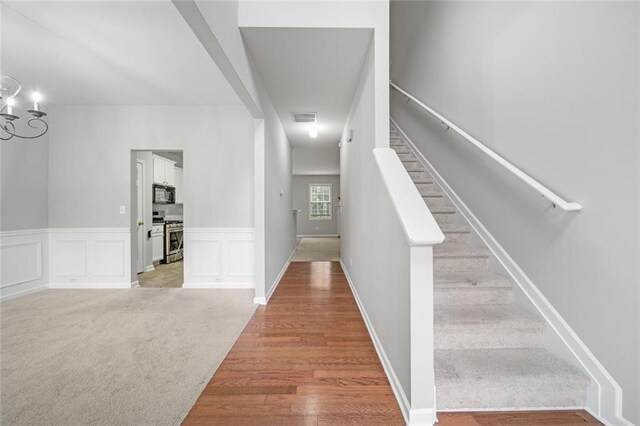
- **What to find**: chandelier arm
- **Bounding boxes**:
[0,121,16,140]
[0,118,48,140]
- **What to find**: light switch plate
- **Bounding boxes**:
[119,205,126,215]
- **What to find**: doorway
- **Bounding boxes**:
[131,150,185,288]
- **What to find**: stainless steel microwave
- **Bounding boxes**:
[153,184,175,204]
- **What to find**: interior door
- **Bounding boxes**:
[136,162,145,274]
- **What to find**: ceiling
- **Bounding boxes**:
[0,1,241,106]
[242,27,372,151]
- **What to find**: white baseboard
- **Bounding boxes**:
[131,281,140,288]
[296,234,340,238]
[144,265,155,273]
[340,258,414,425]
[391,117,631,426]
[254,248,295,305]
[0,283,48,302]
[183,282,254,289]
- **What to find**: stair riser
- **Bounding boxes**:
[435,287,513,305]
[415,183,437,193]
[442,231,470,244]
[424,197,449,208]
[397,153,416,161]
[402,162,424,172]
[435,256,488,272]
[409,171,432,181]
[435,328,542,350]
[393,148,412,155]
[436,383,587,411]
[433,213,457,225]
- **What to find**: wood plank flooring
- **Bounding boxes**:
[183,261,404,425]
[183,261,602,426]
[437,410,601,425]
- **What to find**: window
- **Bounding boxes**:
[309,184,332,220]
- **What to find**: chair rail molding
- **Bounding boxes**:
[390,82,582,212]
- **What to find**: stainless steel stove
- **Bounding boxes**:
[164,220,183,264]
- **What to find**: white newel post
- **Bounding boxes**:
[409,244,437,425]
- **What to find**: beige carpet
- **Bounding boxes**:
[291,237,340,261]
[0,288,257,425]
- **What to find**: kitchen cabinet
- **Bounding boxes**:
[153,155,176,186]
[152,225,164,262]
[174,167,183,204]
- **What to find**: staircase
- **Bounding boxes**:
[390,124,590,410]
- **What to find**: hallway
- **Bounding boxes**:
[183,261,405,425]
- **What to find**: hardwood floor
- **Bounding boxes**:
[183,261,602,425]
[183,261,405,425]
[437,410,601,425]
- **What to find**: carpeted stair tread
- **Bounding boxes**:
[434,244,490,258]
[439,224,470,235]
[435,271,512,289]
[435,348,589,409]
[429,206,457,214]
[422,191,444,198]
[435,304,544,349]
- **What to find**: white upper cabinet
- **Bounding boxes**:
[153,155,176,186]
[174,167,184,204]
[164,161,175,186]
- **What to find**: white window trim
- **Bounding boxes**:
[309,183,332,221]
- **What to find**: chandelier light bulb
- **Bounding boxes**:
[6,97,15,115]
[32,92,42,110]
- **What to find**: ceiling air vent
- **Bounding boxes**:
[292,112,317,123]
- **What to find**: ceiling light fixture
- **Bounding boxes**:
[309,128,319,139]
[1,76,48,141]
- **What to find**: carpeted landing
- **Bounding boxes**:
[0,288,257,425]
[291,237,340,261]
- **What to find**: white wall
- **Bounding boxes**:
[47,105,254,287]
[292,147,340,175]
[1,135,49,232]
[0,121,50,300]
[390,2,639,423]
[181,0,297,301]
[292,175,340,236]
[48,105,253,229]
[340,39,415,416]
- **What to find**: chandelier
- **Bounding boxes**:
[0,76,48,141]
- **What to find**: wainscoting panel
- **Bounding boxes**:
[49,229,131,288]
[183,228,255,288]
[0,229,49,301]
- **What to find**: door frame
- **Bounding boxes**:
[136,158,146,274]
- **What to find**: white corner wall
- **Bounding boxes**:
[181,0,297,302]
[390,2,639,424]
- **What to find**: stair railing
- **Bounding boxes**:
[390,81,582,212]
